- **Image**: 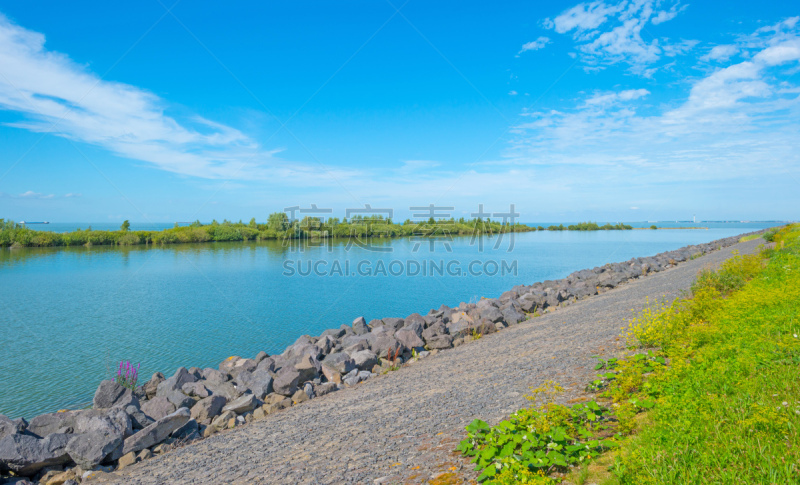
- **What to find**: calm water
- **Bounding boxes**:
[0,222,779,418]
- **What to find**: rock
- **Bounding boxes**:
[404,313,426,327]
[0,433,71,476]
[367,334,404,359]
[155,368,197,397]
[138,448,153,461]
[210,410,236,431]
[343,370,361,386]
[291,389,309,405]
[125,405,154,430]
[190,395,226,422]
[222,394,258,415]
[341,335,370,353]
[426,335,453,349]
[171,419,199,441]
[320,363,342,384]
[0,414,26,440]
[202,380,239,401]
[272,367,301,396]
[92,380,139,410]
[479,306,504,323]
[381,317,405,330]
[321,352,357,374]
[27,409,130,440]
[303,382,314,399]
[314,382,337,397]
[142,373,165,400]
[421,322,447,341]
[294,354,321,382]
[352,316,370,335]
[395,327,425,350]
[164,391,195,410]
[44,468,78,485]
[254,351,269,364]
[140,397,176,421]
[233,369,274,399]
[117,451,137,469]
[350,350,378,370]
[321,327,346,339]
[65,431,123,469]
[201,368,228,383]
[502,307,526,325]
[181,381,210,398]
[121,408,190,456]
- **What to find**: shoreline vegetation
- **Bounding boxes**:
[457,224,794,484]
[0,229,764,482]
[0,217,635,249]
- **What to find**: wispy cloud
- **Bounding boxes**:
[701,44,739,62]
[507,20,800,189]
[544,0,692,76]
[0,13,307,181]
[18,190,54,199]
[518,36,551,54]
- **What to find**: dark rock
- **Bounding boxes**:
[341,334,370,353]
[479,306,504,323]
[181,381,210,398]
[121,408,190,456]
[65,431,122,469]
[366,334,404,359]
[254,351,269,364]
[93,380,139,410]
[125,405,154,430]
[201,368,228,383]
[272,367,301,396]
[421,322,447,341]
[26,409,130,440]
[0,433,71,476]
[426,335,453,349]
[352,316,370,335]
[190,395,226,422]
[314,382,337,397]
[0,415,26,441]
[395,327,425,350]
[404,313,426,327]
[381,318,405,330]
[140,397,176,421]
[502,307,526,325]
[234,369,274,399]
[164,391,195,410]
[294,355,321,382]
[350,350,378,370]
[170,419,199,441]
[222,394,259,414]
[202,380,239,401]
[155,368,197,397]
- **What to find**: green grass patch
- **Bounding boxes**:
[457,224,800,484]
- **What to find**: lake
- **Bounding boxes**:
[0,222,779,418]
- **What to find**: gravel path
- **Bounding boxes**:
[99,238,764,485]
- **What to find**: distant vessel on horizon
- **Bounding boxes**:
[19,221,49,224]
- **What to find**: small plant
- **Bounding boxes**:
[386,347,401,371]
[115,360,140,390]
[471,328,483,340]
[650,225,657,230]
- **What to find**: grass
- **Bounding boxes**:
[456,223,800,484]
[739,233,762,242]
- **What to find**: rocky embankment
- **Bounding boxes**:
[0,231,763,484]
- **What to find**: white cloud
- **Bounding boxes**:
[0,13,313,181]
[630,206,639,210]
[506,22,800,191]
[17,191,54,199]
[519,36,551,54]
[701,44,738,62]
[509,90,518,95]
[545,0,693,75]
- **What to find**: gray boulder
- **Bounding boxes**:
[0,415,26,441]
[234,369,274,399]
[395,327,425,350]
[155,368,197,397]
[352,316,370,335]
[502,307,526,325]
[222,394,258,415]
[350,350,378,370]
[314,382,337,397]
[272,367,301,396]
[65,431,123,469]
[0,433,71,476]
[426,335,453,349]
[479,306,504,323]
[121,408,190,456]
[125,405,154,430]
[321,352,356,374]
[381,318,404,330]
[201,368,228,383]
[164,391,195,410]
[26,409,131,439]
[93,380,139,410]
[294,355,321,382]
[203,380,239,401]
[341,334,370,353]
[421,322,447,341]
[404,313,426,327]
[321,327,346,339]
[190,395,226,422]
[367,334,404,359]
[181,381,210,398]
[171,419,199,441]
[140,396,176,421]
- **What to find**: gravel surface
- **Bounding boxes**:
[98,238,763,485]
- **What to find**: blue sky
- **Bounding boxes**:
[0,0,798,223]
